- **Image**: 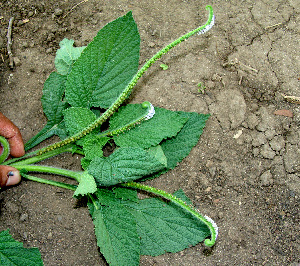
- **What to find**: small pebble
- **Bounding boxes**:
[28,11,34,17]
[47,232,53,239]
[148,42,156,48]
[54,8,63,16]
[13,57,21,66]
[20,213,28,222]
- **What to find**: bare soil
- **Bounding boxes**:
[0,0,299,265]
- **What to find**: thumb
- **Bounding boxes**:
[0,166,21,187]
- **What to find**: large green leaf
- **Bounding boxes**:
[88,189,140,266]
[65,11,140,108]
[124,190,211,256]
[87,148,165,186]
[55,38,86,75]
[0,230,43,266]
[25,72,68,150]
[112,107,188,148]
[161,112,210,169]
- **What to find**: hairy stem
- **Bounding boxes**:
[121,181,218,247]
[13,165,81,182]
[36,5,214,155]
[22,173,77,190]
[0,136,10,164]
[7,144,74,166]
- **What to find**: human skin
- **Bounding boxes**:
[0,112,25,187]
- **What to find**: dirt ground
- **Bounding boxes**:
[0,0,299,265]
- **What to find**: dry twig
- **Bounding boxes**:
[6,17,14,69]
[63,0,89,19]
[281,94,300,104]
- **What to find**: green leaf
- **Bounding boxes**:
[73,171,97,197]
[112,187,138,203]
[124,191,211,256]
[161,112,210,169]
[55,38,86,75]
[88,189,140,266]
[63,107,96,138]
[109,104,145,129]
[0,230,43,266]
[83,136,110,160]
[112,107,188,148]
[25,72,68,150]
[147,145,167,167]
[65,11,140,108]
[87,148,165,186]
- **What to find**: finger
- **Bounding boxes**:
[0,112,25,157]
[0,166,21,187]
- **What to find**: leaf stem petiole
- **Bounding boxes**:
[13,165,81,182]
[21,173,77,191]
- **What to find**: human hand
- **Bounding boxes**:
[0,112,25,187]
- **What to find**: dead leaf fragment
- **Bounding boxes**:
[274,109,293,118]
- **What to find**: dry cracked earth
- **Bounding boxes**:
[0,0,299,265]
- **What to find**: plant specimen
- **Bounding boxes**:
[0,5,216,265]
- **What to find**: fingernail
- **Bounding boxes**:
[6,171,21,186]
[8,171,14,177]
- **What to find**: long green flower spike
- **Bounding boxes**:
[121,181,218,247]
[36,5,214,155]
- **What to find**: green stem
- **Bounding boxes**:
[21,173,77,191]
[7,144,74,166]
[121,181,218,247]
[36,5,214,155]
[0,136,10,164]
[13,165,81,182]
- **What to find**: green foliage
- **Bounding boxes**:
[88,189,140,266]
[65,11,140,109]
[88,188,211,265]
[161,112,210,169]
[73,171,97,197]
[0,230,43,266]
[25,72,68,150]
[55,38,86,75]
[3,6,217,266]
[112,106,188,148]
[160,63,169,70]
[87,147,166,186]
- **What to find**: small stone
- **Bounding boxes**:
[17,20,25,27]
[54,8,63,16]
[269,135,285,151]
[47,232,53,239]
[28,11,34,17]
[260,170,273,186]
[260,143,276,159]
[19,213,28,222]
[57,215,63,221]
[148,42,155,48]
[22,41,29,48]
[13,57,21,66]
[46,47,53,53]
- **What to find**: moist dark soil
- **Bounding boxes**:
[0,1,299,265]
